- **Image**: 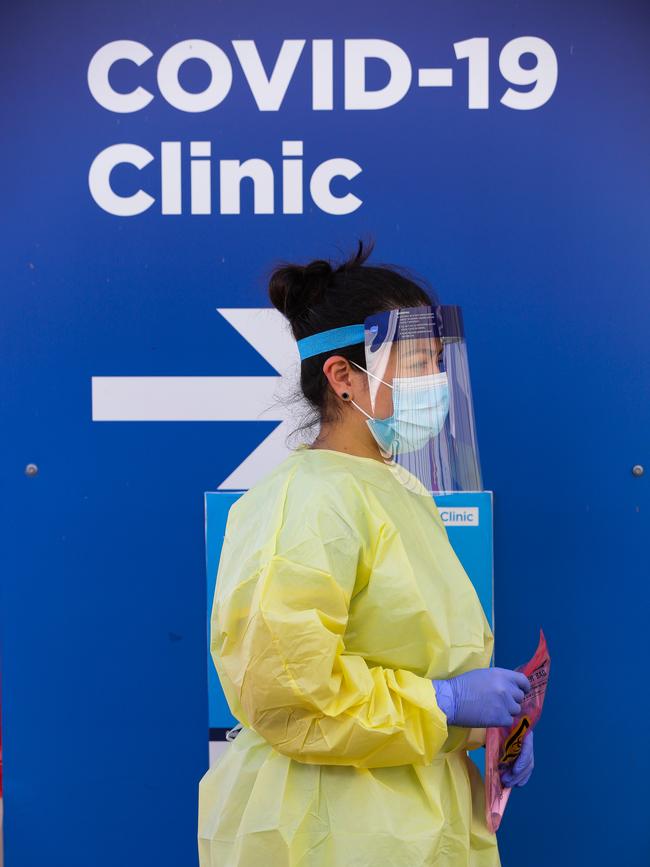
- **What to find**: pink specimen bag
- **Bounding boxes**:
[485,630,550,833]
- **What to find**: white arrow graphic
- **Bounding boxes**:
[91,308,309,489]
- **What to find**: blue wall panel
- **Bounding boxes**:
[1,3,649,866]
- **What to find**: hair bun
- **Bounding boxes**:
[304,259,332,280]
[268,258,333,323]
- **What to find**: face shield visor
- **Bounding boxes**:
[349,305,482,494]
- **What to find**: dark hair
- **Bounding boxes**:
[267,237,437,430]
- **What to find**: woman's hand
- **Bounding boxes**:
[500,730,535,787]
[432,667,531,728]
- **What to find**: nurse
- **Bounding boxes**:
[198,239,533,867]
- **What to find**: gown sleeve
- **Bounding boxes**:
[210,479,450,769]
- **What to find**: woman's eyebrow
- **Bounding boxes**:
[411,347,442,357]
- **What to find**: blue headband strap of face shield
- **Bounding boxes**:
[296,324,365,361]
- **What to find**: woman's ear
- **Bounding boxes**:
[322,356,355,393]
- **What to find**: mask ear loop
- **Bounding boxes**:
[347,359,393,421]
[349,358,393,387]
[348,397,373,421]
[340,387,372,421]
[344,361,397,467]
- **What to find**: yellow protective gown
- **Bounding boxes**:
[198,444,499,867]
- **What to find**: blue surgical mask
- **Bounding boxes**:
[348,363,450,455]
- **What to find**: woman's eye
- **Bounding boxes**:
[408,356,442,373]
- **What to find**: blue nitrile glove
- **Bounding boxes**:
[431,668,531,728]
[500,729,535,787]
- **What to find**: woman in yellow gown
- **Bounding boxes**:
[198,241,528,866]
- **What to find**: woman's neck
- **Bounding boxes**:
[309,425,385,463]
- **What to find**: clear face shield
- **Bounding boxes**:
[348,306,482,494]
